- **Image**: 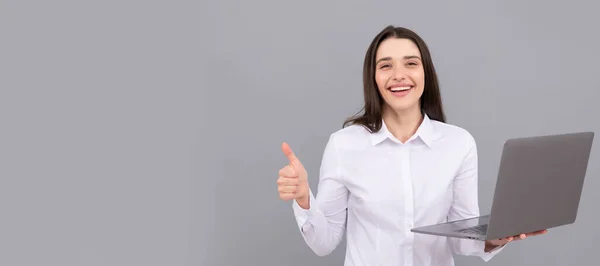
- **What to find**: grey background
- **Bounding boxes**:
[1,0,598,265]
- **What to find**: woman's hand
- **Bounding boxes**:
[484,229,548,252]
[277,142,310,209]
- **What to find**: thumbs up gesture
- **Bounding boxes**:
[278,142,310,209]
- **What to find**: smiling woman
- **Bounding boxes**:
[343,26,445,142]
[276,25,545,266]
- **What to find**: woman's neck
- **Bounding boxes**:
[382,106,424,143]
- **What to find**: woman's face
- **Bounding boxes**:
[374,37,425,114]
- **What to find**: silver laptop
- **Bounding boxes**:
[411,131,595,241]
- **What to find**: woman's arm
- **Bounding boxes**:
[447,133,506,261]
[291,134,348,257]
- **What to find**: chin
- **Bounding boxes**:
[385,100,420,113]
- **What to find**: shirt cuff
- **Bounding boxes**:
[479,241,508,262]
[292,189,317,231]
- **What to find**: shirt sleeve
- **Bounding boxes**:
[291,134,348,257]
[447,133,507,261]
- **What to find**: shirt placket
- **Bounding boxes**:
[400,144,414,265]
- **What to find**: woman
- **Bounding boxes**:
[277,25,546,265]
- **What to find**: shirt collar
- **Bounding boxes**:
[370,113,437,147]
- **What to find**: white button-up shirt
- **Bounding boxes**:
[292,114,504,265]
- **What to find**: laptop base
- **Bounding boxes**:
[410,215,490,241]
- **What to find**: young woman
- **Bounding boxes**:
[276,25,546,265]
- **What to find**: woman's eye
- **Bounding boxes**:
[380,64,391,69]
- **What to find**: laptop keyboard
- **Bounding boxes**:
[456,224,488,235]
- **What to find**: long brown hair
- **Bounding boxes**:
[343,25,446,132]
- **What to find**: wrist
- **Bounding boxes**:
[484,241,503,253]
[296,195,310,209]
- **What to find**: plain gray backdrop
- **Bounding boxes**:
[1,0,599,265]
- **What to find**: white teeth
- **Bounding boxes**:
[390,86,411,92]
